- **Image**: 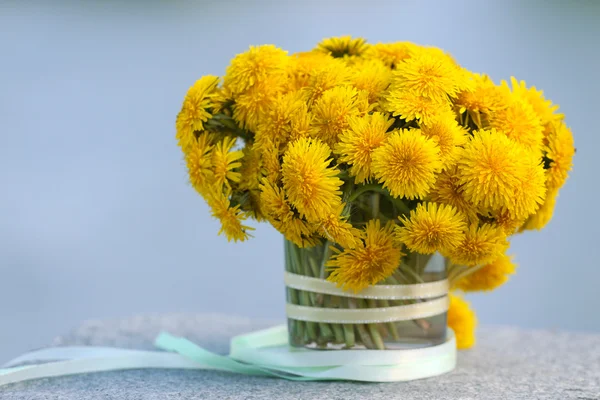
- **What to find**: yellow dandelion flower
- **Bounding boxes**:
[223,45,288,95]
[334,112,394,183]
[238,144,262,192]
[255,90,306,149]
[233,77,284,132]
[288,105,318,143]
[417,45,461,65]
[428,168,479,222]
[327,220,403,292]
[455,254,516,292]
[259,179,289,221]
[447,223,508,267]
[237,145,264,220]
[302,59,353,104]
[244,190,265,222]
[545,121,575,192]
[396,202,467,254]
[210,86,233,114]
[284,220,322,248]
[281,138,343,222]
[447,294,477,349]
[211,136,244,188]
[521,187,558,231]
[311,86,370,147]
[503,153,546,220]
[507,77,563,126]
[350,58,392,104]
[257,138,282,183]
[383,89,452,125]
[186,133,216,195]
[420,112,469,166]
[175,76,219,152]
[408,46,476,94]
[490,208,527,235]
[364,42,418,68]
[392,52,467,100]
[488,95,544,151]
[456,129,527,212]
[207,193,254,242]
[316,35,369,58]
[259,179,319,248]
[455,73,510,115]
[251,89,317,147]
[371,129,442,199]
[315,204,361,249]
[287,51,337,91]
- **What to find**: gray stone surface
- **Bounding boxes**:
[1,313,599,399]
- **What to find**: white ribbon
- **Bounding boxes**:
[285,296,449,323]
[0,326,457,385]
[229,326,455,368]
[284,272,449,323]
[284,271,449,299]
[0,351,208,387]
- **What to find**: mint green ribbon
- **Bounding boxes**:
[0,325,456,386]
[154,325,457,381]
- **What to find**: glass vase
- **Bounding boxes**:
[284,239,448,350]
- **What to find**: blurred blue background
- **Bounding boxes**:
[1,0,599,363]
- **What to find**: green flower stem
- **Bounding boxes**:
[315,242,333,306]
[474,111,483,129]
[307,251,320,278]
[355,324,376,349]
[314,241,332,345]
[463,112,471,129]
[206,113,251,141]
[368,324,386,349]
[449,263,485,286]
[302,251,319,305]
[415,253,433,278]
[316,325,334,347]
[447,261,467,282]
[343,324,355,348]
[284,240,305,344]
[404,263,425,284]
[347,184,385,203]
[337,170,350,180]
[387,273,431,332]
[347,184,410,216]
[371,193,381,217]
[316,321,334,346]
[353,202,392,224]
[332,323,345,344]
[363,310,385,349]
[342,297,356,349]
[302,245,334,345]
[374,298,400,341]
[342,180,356,203]
[297,285,318,342]
[287,286,303,343]
[300,276,319,342]
[392,270,409,285]
[289,242,317,342]
[354,298,385,350]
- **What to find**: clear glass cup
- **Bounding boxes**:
[285,239,447,350]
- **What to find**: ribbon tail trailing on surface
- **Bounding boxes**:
[0,325,456,386]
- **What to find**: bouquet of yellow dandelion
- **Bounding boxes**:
[175,37,574,351]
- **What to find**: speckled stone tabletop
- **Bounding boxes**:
[1,313,599,399]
